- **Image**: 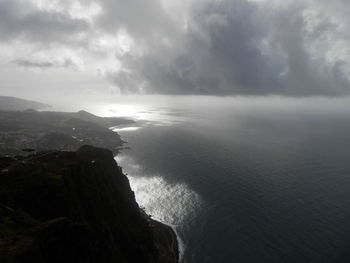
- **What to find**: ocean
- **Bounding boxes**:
[105,96,350,263]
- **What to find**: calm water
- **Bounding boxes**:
[110,97,350,263]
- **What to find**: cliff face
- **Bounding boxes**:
[0,145,178,263]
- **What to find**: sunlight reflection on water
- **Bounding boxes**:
[112,126,141,132]
[101,96,350,263]
[115,154,203,259]
[115,155,203,224]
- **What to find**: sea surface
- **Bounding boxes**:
[103,97,350,263]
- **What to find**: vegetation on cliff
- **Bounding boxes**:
[0,145,178,263]
[0,109,133,156]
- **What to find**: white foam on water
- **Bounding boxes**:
[116,155,203,260]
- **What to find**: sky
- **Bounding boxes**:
[1,0,350,100]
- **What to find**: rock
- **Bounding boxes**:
[0,146,178,263]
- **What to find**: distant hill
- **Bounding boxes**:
[0,109,134,156]
[0,96,50,111]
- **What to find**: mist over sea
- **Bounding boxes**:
[103,96,350,263]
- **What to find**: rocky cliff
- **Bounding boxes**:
[0,145,178,263]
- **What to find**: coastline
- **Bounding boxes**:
[0,145,179,262]
[0,106,179,262]
[150,219,180,263]
[113,126,183,262]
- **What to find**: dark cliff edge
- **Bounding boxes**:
[0,145,179,263]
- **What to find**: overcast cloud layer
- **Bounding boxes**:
[1,0,350,96]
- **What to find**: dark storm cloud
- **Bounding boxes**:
[96,0,176,39]
[1,0,350,96]
[266,2,350,96]
[0,0,88,43]
[106,0,350,96]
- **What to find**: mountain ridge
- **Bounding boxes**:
[0,96,50,111]
[0,145,178,263]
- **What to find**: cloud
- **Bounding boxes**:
[1,0,350,96]
[0,0,89,43]
[102,0,350,96]
[12,59,56,68]
[12,57,83,70]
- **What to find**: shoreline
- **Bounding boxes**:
[114,126,183,262]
